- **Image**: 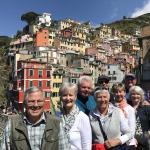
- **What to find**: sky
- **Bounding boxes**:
[1,0,150,37]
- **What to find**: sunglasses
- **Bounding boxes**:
[99,80,109,84]
[126,77,135,80]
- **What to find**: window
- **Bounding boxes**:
[113,71,116,75]
[38,70,43,77]
[58,75,61,79]
[38,81,42,87]
[112,76,117,80]
[72,79,76,83]
[54,75,56,79]
[45,92,50,98]
[47,70,51,77]
[108,71,110,75]
[52,92,58,97]
[18,82,21,88]
[46,81,50,87]
[29,69,33,76]
[29,81,33,87]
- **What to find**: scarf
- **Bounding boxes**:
[62,105,80,135]
[115,99,128,118]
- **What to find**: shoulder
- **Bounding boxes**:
[88,95,95,101]
[45,113,60,124]
[139,105,150,113]
[109,103,120,112]
[78,111,89,119]
[126,104,135,111]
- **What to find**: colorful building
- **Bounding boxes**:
[12,60,52,111]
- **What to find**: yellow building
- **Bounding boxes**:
[58,18,80,30]
[51,71,63,111]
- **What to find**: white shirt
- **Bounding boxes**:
[123,105,136,145]
[115,104,136,145]
[68,111,92,150]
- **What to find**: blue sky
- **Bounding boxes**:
[1,0,150,36]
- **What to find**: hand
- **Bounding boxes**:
[104,138,121,149]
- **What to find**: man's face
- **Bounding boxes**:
[99,80,109,90]
[78,80,92,98]
[95,92,109,110]
[26,91,45,123]
[125,78,137,89]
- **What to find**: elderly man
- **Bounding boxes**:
[0,86,70,150]
[76,76,96,115]
[96,75,110,90]
[124,73,148,103]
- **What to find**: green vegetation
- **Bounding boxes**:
[107,13,150,35]
[21,11,40,25]
[0,36,11,106]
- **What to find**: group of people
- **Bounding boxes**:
[0,74,150,150]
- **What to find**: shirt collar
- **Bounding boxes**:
[23,112,46,126]
[92,103,115,118]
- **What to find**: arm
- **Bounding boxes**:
[0,119,11,150]
[80,113,92,150]
[126,106,136,138]
[119,109,133,144]
[104,109,133,149]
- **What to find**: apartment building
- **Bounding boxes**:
[58,18,80,30]
[12,60,52,111]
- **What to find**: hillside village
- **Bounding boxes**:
[3,12,150,112]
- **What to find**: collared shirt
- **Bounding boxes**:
[0,113,70,150]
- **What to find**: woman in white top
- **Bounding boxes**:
[59,82,92,150]
[112,83,136,150]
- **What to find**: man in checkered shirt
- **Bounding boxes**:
[0,86,70,150]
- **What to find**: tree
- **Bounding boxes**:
[21,11,40,25]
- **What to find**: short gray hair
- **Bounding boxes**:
[78,76,93,88]
[129,86,144,102]
[94,89,110,100]
[59,82,78,96]
[24,86,43,107]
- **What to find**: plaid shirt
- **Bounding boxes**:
[0,113,70,150]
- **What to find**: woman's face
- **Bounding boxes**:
[61,88,76,111]
[95,92,109,111]
[114,89,125,102]
[130,91,141,105]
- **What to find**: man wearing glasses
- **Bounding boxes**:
[0,86,70,150]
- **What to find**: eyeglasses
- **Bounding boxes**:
[27,100,44,106]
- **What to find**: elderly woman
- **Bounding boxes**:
[129,86,150,150]
[111,83,136,149]
[59,82,92,150]
[89,89,133,150]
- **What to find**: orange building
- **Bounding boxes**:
[36,28,49,47]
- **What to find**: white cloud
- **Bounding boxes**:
[131,0,150,17]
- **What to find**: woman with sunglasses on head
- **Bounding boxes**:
[59,82,92,150]
[111,83,136,150]
[129,86,150,150]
